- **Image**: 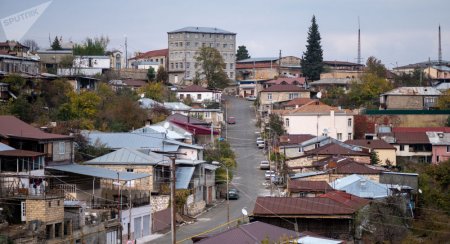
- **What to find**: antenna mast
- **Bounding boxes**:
[357,17,362,65]
[438,25,442,65]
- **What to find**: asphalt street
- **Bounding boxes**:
[153,96,270,244]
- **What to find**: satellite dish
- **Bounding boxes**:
[140,93,145,98]
[316,92,322,99]
[241,208,248,216]
[418,189,422,194]
[163,122,170,129]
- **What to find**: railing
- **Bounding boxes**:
[362,109,450,115]
[0,187,64,199]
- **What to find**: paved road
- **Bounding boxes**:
[152,96,269,243]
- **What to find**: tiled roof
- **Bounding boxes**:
[285,98,319,107]
[305,143,370,157]
[392,127,450,133]
[168,27,235,34]
[0,116,72,141]
[345,139,395,150]
[253,195,367,216]
[288,180,334,193]
[279,134,315,145]
[129,49,168,60]
[394,132,430,144]
[196,221,299,244]
[266,77,306,85]
[261,84,308,92]
[178,85,211,93]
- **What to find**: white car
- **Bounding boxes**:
[257,142,265,149]
[246,95,257,101]
[256,137,264,145]
[264,170,276,180]
[259,160,270,170]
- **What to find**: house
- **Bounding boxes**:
[167,27,236,84]
[309,78,358,93]
[393,60,450,75]
[331,174,391,199]
[132,123,193,143]
[282,98,322,110]
[389,131,432,163]
[37,49,74,73]
[278,103,354,141]
[320,60,364,80]
[252,191,369,239]
[109,79,147,91]
[345,139,397,166]
[424,65,450,82]
[379,87,442,110]
[426,131,450,164]
[287,180,334,197]
[0,82,15,101]
[237,79,268,98]
[58,55,111,76]
[264,77,307,89]
[106,49,125,70]
[168,113,220,144]
[129,48,168,69]
[279,134,315,158]
[0,115,74,164]
[132,61,160,70]
[177,85,222,103]
[0,54,40,75]
[236,56,302,80]
[193,221,343,244]
[259,84,310,115]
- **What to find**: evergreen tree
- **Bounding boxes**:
[156,66,168,83]
[51,37,62,50]
[147,66,156,82]
[236,45,250,61]
[301,15,323,81]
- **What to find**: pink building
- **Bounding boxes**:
[427,131,450,164]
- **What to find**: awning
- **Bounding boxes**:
[46,164,150,181]
[204,164,220,171]
[176,166,195,189]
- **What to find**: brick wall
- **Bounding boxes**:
[26,198,64,223]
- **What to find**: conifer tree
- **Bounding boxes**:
[301,15,323,81]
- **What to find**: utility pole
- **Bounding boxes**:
[125,36,128,69]
[170,155,176,244]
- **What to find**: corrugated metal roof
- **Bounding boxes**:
[0,142,14,151]
[426,132,450,145]
[290,171,326,179]
[382,87,441,96]
[138,98,162,109]
[46,164,150,181]
[176,159,206,166]
[163,102,192,110]
[297,236,343,244]
[168,27,235,34]
[331,174,390,199]
[237,57,278,63]
[132,125,185,140]
[432,65,450,72]
[85,148,170,165]
[310,78,356,85]
[176,166,194,189]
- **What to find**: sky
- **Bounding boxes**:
[0,0,449,68]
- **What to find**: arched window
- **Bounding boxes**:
[285,118,289,127]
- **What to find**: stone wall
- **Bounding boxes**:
[150,195,170,213]
[186,200,206,217]
[26,198,64,223]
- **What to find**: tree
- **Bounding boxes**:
[156,66,168,83]
[266,114,285,137]
[437,89,450,110]
[39,79,72,118]
[140,82,164,102]
[73,36,109,55]
[1,74,26,96]
[236,45,250,61]
[366,56,387,78]
[195,47,230,89]
[301,15,323,81]
[347,73,393,109]
[58,91,100,129]
[51,36,62,50]
[370,151,381,165]
[147,66,156,82]
[22,39,39,52]
[393,69,424,87]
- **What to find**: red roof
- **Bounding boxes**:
[392,127,450,133]
[318,191,369,210]
[345,139,395,150]
[129,49,168,60]
[178,85,211,93]
[122,79,147,87]
[170,120,218,135]
[0,116,72,141]
[279,134,315,145]
[331,158,381,174]
[285,98,320,107]
[288,180,334,193]
[266,77,306,85]
[394,132,430,144]
[305,143,370,157]
[0,149,45,157]
[261,84,308,92]
[253,195,368,216]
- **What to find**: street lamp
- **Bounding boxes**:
[212,161,229,227]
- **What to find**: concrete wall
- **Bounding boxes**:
[177,91,214,102]
[375,149,397,166]
[95,164,154,192]
[260,91,310,107]
[52,141,73,162]
[432,145,450,164]
[385,96,424,110]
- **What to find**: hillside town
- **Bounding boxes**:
[0,2,449,244]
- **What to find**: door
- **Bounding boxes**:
[208,186,212,203]
[142,215,150,237]
[134,217,142,239]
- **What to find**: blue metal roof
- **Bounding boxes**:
[46,164,150,181]
[331,174,390,199]
[290,171,325,179]
[0,142,14,151]
[85,148,170,165]
[176,166,195,189]
[168,27,235,34]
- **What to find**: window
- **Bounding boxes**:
[289,93,299,99]
[209,34,212,38]
[48,201,52,207]
[180,62,183,69]
[186,62,190,68]
[347,133,352,140]
[186,33,190,38]
[180,94,184,99]
[216,43,220,47]
[171,63,174,69]
[400,145,405,151]
[195,42,199,47]
[348,118,352,127]
[230,72,234,78]
[175,63,178,69]
[175,42,178,47]
[126,168,134,172]
[230,63,234,69]
[186,71,190,78]
[230,44,234,49]
[186,42,190,46]
[179,42,183,47]
[57,200,60,206]
[209,43,213,47]
[223,44,227,48]
[170,34,174,39]
[285,118,289,127]
[204,112,211,118]
[447,145,450,152]
[155,58,158,62]
[197,94,202,100]
[59,142,65,155]
[268,93,272,100]
[337,133,342,140]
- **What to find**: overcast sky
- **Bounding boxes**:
[1,0,449,67]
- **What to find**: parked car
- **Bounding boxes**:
[260,160,270,170]
[264,170,276,180]
[227,116,236,124]
[256,137,264,145]
[257,142,265,149]
[227,188,239,200]
[246,95,257,101]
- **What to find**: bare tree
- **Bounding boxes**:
[23,39,40,52]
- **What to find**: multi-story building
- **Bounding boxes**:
[167,27,236,85]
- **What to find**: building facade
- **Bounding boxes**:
[167,27,236,85]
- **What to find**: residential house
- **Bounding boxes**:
[167,27,236,84]
[168,113,219,144]
[0,54,40,75]
[264,77,307,89]
[426,131,450,164]
[177,85,222,103]
[133,61,160,70]
[37,50,73,74]
[237,79,268,98]
[252,191,369,239]
[129,48,168,69]
[424,65,450,82]
[106,49,125,70]
[193,221,343,244]
[132,123,193,143]
[282,98,322,110]
[379,87,442,110]
[278,102,354,141]
[259,84,310,115]
[388,131,432,163]
[0,82,15,101]
[109,79,147,92]
[392,60,450,75]
[0,41,30,57]
[0,115,74,164]
[320,60,364,80]
[331,174,391,199]
[287,180,334,197]
[279,134,315,158]
[236,56,302,80]
[58,55,111,76]
[309,78,358,93]
[345,139,397,166]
